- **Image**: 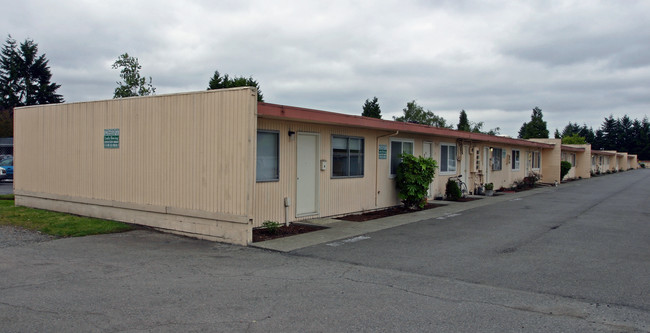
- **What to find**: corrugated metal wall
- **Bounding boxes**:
[15,88,256,218]
[254,118,384,226]
[253,121,550,226]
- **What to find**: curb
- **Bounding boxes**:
[251,185,557,252]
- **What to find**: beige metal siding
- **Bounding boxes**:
[253,118,382,226]
[530,138,561,183]
[15,88,257,244]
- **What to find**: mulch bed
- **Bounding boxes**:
[335,203,444,222]
[252,224,326,243]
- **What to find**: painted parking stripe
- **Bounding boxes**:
[326,236,371,247]
[436,213,461,220]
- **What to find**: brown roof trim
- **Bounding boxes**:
[561,145,586,152]
[258,102,554,149]
[591,150,617,156]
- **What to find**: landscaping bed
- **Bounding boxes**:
[252,224,326,242]
[336,203,444,222]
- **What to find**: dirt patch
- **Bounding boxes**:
[335,203,444,222]
[252,224,326,243]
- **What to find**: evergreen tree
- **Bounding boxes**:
[394,100,451,128]
[600,115,619,150]
[0,35,63,109]
[112,53,155,98]
[457,110,471,131]
[207,70,264,102]
[361,96,381,119]
[518,107,549,139]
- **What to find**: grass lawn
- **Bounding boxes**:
[0,195,135,237]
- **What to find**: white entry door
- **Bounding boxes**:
[484,147,490,184]
[423,142,433,198]
[462,145,469,187]
[296,133,319,216]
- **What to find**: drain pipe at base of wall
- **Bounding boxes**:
[375,131,400,207]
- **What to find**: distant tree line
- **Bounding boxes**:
[556,116,650,160]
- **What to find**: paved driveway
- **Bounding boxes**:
[295,169,650,313]
[1,170,649,332]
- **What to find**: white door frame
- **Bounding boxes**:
[484,147,490,185]
[296,132,319,217]
[461,144,469,187]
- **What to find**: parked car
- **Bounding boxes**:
[0,156,12,181]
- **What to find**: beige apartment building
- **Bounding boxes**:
[13,88,639,245]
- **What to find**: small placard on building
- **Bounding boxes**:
[378,144,387,159]
[104,128,120,149]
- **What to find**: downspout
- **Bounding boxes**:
[375,131,399,207]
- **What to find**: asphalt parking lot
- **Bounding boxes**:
[1,170,649,332]
[0,181,13,195]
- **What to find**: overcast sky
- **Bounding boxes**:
[4,0,649,137]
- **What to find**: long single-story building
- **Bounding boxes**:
[13,88,639,245]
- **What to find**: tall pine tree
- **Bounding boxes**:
[518,107,549,139]
[0,35,63,109]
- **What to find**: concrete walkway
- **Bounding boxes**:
[252,185,557,252]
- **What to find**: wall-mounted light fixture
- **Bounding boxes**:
[288,131,296,139]
[489,147,494,152]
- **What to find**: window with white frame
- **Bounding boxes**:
[440,143,457,174]
[492,148,503,171]
[332,135,364,178]
[390,139,414,175]
[512,149,520,170]
[256,130,279,182]
[531,151,541,169]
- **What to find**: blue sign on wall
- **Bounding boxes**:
[378,144,387,159]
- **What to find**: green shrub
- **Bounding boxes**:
[524,172,541,187]
[395,154,437,209]
[640,163,646,168]
[560,161,572,181]
[484,182,494,190]
[262,220,281,234]
[445,178,462,201]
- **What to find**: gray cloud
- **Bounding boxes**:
[2,0,649,137]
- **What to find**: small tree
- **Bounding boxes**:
[361,96,381,119]
[560,161,572,181]
[562,134,587,144]
[394,100,451,128]
[112,53,155,98]
[395,154,437,209]
[207,70,264,102]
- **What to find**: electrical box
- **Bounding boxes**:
[320,159,327,171]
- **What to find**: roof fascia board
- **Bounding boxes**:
[258,102,554,149]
